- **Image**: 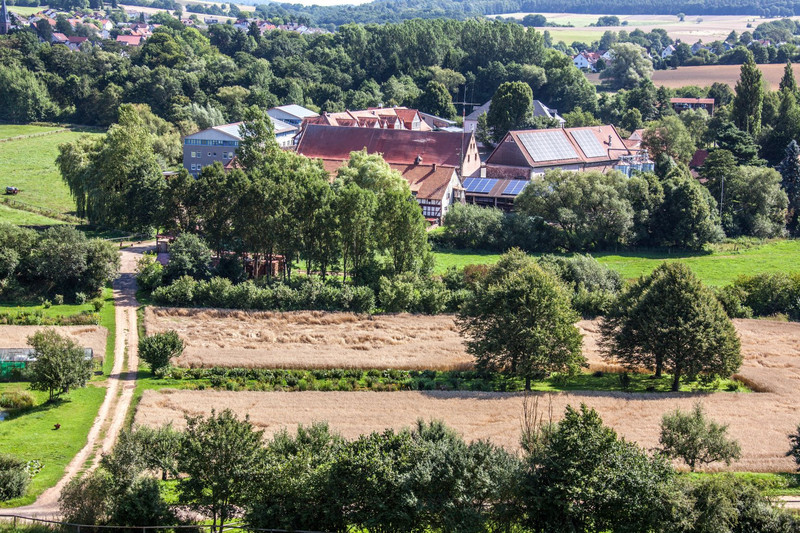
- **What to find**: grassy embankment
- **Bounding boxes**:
[433,239,800,286]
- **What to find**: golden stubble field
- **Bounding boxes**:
[137,311,800,472]
[145,307,474,370]
[586,63,799,90]
[0,325,108,362]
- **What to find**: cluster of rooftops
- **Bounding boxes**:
[182,104,654,224]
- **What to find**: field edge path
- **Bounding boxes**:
[10,244,148,518]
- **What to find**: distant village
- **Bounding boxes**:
[0,0,328,47]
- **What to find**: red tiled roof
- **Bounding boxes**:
[315,158,457,202]
[66,36,88,43]
[671,98,715,105]
[116,35,142,45]
[296,124,470,168]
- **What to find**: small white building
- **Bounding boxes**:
[661,45,676,58]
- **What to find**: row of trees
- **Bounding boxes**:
[61,404,800,532]
[458,251,742,391]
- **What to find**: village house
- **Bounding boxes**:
[572,51,602,71]
[463,100,565,134]
[670,97,715,115]
[116,34,142,46]
[661,44,676,58]
[485,124,653,180]
[267,104,319,126]
[294,124,482,223]
[182,118,298,177]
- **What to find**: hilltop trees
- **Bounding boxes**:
[601,262,742,391]
[458,250,584,390]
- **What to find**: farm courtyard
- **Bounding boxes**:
[136,312,800,472]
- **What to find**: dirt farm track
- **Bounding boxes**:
[136,314,800,472]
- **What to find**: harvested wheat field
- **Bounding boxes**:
[0,325,108,362]
[586,63,798,91]
[145,307,473,370]
[136,318,800,472]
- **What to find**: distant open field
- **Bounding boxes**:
[135,316,800,473]
[498,13,787,45]
[145,308,473,370]
[434,239,800,286]
[0,125,102,217]
[585,62,798,90]
[6,5,47,15]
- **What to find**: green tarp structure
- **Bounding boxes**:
[0,348,93,379]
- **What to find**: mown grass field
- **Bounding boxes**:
[0,203,65,226]
[0,124,64,140]
[0,125,103,216]
[6,5,46,15]
[433,239,800,286]
[0,384,106,507]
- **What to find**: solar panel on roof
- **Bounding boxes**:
[571,129,608,158]
[464,178,497,194]
[503,180,529,196]
[517,130,578,162]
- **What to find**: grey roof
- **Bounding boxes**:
[271,104,319,119]
[191,117,297,141]
[466,99,564,124]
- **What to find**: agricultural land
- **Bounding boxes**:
[135,315,800,473]
[0,124,103,222]
[586,62,800,90]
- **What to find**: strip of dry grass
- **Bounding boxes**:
[135,317,800,473]
[145,308,474,371]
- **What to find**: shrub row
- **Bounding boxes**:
[150,274,471,314]
[156,366,526,392]
[0,455,30,502]
[0,310,99,326]
[716,272,800,319]
[0,390,35,409]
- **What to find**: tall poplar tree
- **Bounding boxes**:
[731,55,764,136]
[780,61,797,93]
[778,140,800,233]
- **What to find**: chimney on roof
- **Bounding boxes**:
[415,155,422,165]
[432,163,437,171]
[607,135,612,145]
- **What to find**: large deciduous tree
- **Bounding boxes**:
[178,409,265,533]
[416,80,457,120]
[599,42,654,90]
[521,404,676,533]
[487,81,534,142]
[457,250,584,390]
[642,115,696,166]
[57,104,167,231]
[28,329,93,401]
[601,262,742,391]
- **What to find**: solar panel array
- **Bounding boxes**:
[503,180,529,196]
[463,178,498,194]
[570,129,608,158]
[517,130,579,162]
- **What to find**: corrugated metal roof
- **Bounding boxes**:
[273,104,319,119]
